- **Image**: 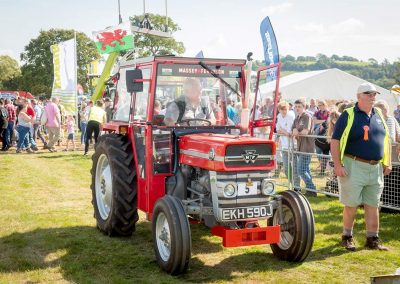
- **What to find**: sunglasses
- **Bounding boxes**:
[363,91,377,97]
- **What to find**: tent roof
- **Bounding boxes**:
[0,91,34,100]
[259,68,397,109]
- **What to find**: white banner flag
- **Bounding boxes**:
[51,38,77,114]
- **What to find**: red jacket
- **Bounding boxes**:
[27,105,35,118]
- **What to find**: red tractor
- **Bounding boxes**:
[91,55,314,275]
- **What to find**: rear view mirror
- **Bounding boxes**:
[126,69,143,93]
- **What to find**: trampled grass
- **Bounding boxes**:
[0,150,399,283]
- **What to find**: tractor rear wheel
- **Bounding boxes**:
[268,190,314,262]
[152,195,191,275]
[91,134,139,236]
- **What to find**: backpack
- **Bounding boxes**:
[0,107,8,129]
[315,121,330,152]
[40,109,47,126]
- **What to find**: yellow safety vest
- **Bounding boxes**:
[89,106,106,123]
[339,106,391,166]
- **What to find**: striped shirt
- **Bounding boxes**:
[386,116,400,142]
[5,103,16,122]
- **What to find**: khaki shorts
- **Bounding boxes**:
[338,156,384,207]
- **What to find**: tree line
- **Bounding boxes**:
[252,54,400,90]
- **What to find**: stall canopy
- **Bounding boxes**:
[259,68,396,109]
[0,91,34,100]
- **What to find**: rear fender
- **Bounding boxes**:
[101,122,130,135]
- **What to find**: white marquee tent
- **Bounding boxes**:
[259,68,398,110]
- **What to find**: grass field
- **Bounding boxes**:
[0,149,399,284]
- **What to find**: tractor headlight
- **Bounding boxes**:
[224,184,237,197]
[261,179,275,195]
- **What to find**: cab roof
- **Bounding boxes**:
[118,55,247,68]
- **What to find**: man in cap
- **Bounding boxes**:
[331,82,391,251]
[164,78,215,126]
[104,97,113,123]
[393,103,400,124]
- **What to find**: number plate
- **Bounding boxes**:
[237,182,258,196]
[221,205,273,220]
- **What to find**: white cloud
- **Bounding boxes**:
[293,18,364,37]
[196,35,228,58]
[294,22,325,33]
[261,2,293,15]
[330,18,364,34]
[281,20,399,62]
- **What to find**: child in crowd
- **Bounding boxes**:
[64,114,76,151]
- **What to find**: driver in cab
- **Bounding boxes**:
[164,78,215,126]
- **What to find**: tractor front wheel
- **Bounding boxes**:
[268,190,314,262]
[152,195,191,275]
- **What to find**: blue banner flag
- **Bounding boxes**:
[260,16,279,81]
[195,50,204,58]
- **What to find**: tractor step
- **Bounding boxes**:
[211,225,280,247]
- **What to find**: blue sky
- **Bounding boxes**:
[1,0,399,63]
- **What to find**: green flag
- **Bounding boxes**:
[91,52,118,102]
[93,22,134,54]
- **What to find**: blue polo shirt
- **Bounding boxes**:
[332,103,386,160]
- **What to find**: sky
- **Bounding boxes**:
[1,0,399,64]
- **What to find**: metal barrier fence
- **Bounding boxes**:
[272,134,400,211]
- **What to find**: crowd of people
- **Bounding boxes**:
[272,96,351,195]
[269,83,398,250]
[270,89,399,200]
[0,96,108,155]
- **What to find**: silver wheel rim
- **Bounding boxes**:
[95,154,113,220]
[273,205,295,250]
[155,212,171,261]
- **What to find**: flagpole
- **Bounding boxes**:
[74,31,78,123]
[118,0,122,24]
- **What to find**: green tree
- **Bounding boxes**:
[341,55,358,62]
[304,56,316,61]
[394,60,400,85]
[0,55,21,89]
[330,54,341,61]
[368,58,378,66]
[20,29,99,97]
[129,13,185,57]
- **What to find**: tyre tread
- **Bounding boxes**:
[91,134,139,237]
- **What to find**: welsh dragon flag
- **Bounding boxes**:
[93,22,134,54]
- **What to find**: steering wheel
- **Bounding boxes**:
[179,118,212,126]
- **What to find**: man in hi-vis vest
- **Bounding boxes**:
[84,100,106,156]
[331,82,391,251]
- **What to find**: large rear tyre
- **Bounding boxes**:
[268,190,314,262]
[91,134,139,236]
[152,195,191,275]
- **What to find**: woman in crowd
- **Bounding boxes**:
[374,100,400,142]
[79,103,89,145]
[313,100,330,130]
[374,99,400,208]
[276,101,295,178]
[326,110,341,142]
[315,110,341,175]
[16,103,36,153]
